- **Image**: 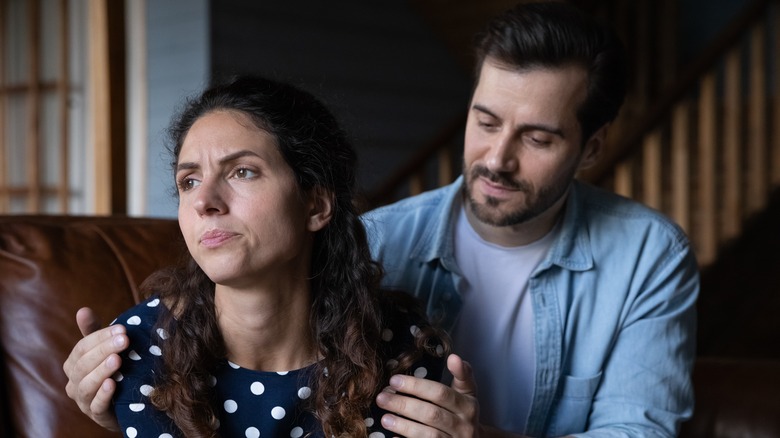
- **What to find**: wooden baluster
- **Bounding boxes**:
[58,0,70,212]
[747,21,767,215]
[614,159,634,199]
[697,72,717,265]
[0,0,7,211]
[27,0,42,212]
[642,129,662,210]
[437,147,452,188]
[722,47,742,241]
[671,101,691,233]
[773,4,780,187]
[409,173,424,197]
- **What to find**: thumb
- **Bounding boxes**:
[76,307,103,337]
[448,354,477,396]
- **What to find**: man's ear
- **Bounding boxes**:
[579,123,609,170]
[307,187,334,232]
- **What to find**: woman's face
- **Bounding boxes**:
[175,110,319,290]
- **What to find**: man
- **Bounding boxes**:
[64,2,698,437]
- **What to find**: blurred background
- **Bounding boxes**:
[1,0,778,359]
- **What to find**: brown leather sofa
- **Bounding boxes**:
[1,215,778,437]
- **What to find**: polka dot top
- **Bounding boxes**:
[112,295,446,438]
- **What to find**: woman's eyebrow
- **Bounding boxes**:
[176,150,262,172]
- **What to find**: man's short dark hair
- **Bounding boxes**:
[473,1,628,142]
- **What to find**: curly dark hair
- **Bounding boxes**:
[140,76,449,437]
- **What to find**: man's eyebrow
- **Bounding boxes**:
[471,104,499,119]
[176,150,262,172]
[471,104,565,138]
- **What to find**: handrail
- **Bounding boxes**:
[366,114,466,206]
[579,0,771,184]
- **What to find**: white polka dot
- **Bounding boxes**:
[140,384,154,396]
[251,381,265,395]
[381,329,393,342]
[127,315,142,326]
[369,432,385,438]
[156,328,169,340]
[228,361,240,369]
[245,427,260,438]
[414,367,428,378]
[277,371,289,376]
[126,427,138,438]
[224,399,238,413]
[323,367,329,377]
[364,417,375,427]
[128,350,141,361]
[149,345,162,356]
[159,434,173,438]
[113,372,124,382]
[271,406,286,420]
[147,298,160,307]
[297,386,312,399]
[290,426,304,438]
[386,359,399,369]
[208,375,217,387]
[436,344,445,356]
[410,325,421,336]
[129,403,145,412]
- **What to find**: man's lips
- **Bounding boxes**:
[199,229,238,248]
[479,176,521,197]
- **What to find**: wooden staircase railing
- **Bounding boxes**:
[581,0,780,265]
[366,0,780,267]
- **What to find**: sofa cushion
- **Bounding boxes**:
[680,357,780,438]
[0,216,183,437]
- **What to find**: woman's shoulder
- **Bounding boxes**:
[377,290,450,381]
[111,295,166,335]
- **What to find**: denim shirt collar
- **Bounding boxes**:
[408,176,463,275]
[409,176,594,274]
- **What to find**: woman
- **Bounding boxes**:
[111,76,448,438]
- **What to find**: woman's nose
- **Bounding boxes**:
[193,179,228,216]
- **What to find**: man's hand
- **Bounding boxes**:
[62,307,125,432]
[375,354,482,437]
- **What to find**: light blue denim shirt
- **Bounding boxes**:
[362,176,698,437]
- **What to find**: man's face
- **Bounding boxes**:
[463,60,601,228]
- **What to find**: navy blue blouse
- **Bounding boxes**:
[112,296,445,437]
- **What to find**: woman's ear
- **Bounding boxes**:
[306,187,334,232]
[579,123,609,171]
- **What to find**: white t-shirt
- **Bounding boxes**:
[452,205,557,433]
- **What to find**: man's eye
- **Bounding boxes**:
[525,135,552,147]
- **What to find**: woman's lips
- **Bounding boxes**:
[199,229,238,248]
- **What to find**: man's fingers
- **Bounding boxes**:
[75,307,102,337]
[376,390,456,437]
[90,378,121,431]
[447,354,477,396]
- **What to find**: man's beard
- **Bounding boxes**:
[462,163,572,227]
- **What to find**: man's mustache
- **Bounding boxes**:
[470,165,529,192]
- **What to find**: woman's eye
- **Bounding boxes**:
[234,167,258,179]
[177,177,200,192]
